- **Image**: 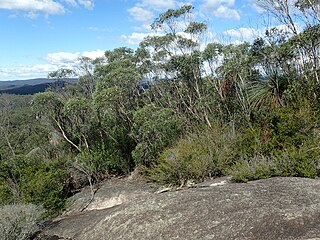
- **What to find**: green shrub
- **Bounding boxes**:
[20,165,68,217]
[75,144,127,178]
[131,104,183,166]
[230,145,320,182]
[229,155,280,183]
[0,179,14,205]
[149,125,235,185]
[0,156,70,217]
[0,203,44,240]
[229,100,320,182]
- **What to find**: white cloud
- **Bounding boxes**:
[82,49,105,59]
[222,23,301,43]
[88,26,107,32]
[140,0,177,10]
[63,0,94,9]
[201,0,240,20]
[128,6,154,23]
[223,27,262,39]
[77,0,94,10]
[202,0,235,8]
[0,0,65,15]
[43,52,80,65]
[63,0,77,7]
[43,50,105,65]
[0,49,105,80]
[248,1,266,14]
[0,0,95,17]
[214,5,240,20]
[0,64,58,80]
[121,32,163,45]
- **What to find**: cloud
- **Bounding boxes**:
[88,26,107,32]
[223,27,262,39]
[63,0,77,7]
[63,0,94,9]
[222,23,301,43]
[128,6,154,23]
[0,49,105,80]
[139,0,177,10]
[77,0,94,10]
[82,49,105,59]
[248,0,266,14]
[121,32,163,45]
[201,0,240,20]
[0,0,95,17]
[43,52,80,65]
[213,5,240,20]
[0,64,58,80]
[128,0,189,24]
[0,0,65,15]
[43,50,105,65]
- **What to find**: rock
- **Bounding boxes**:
[127,166,145,182]
[67,167,89,192]
[64,178,152,215]
[37,177,320,240]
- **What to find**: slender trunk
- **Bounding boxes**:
[54,118,81,152]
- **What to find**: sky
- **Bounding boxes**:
[0,0,267,81]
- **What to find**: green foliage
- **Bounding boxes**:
[20,165,68,216]
[230,101,320,182]
[229,156,278,183]
[0,94,49,159]
[75,144,128,177]
[185,22,207,35]
[0,178,13,205]
[151,5,193,30]
[149,125,235,185]
[0,203,44,240]
[0,156,70,217]
[131,104,183,166]
[230,145,319,183]
[33,91,63,118]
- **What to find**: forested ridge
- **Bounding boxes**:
[1,2,320,237]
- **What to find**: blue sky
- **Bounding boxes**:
[0,0,266,81]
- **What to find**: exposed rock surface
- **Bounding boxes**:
[36,177,320,240]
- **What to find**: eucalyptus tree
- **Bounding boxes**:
[92,47,143,167]
[139,5,217,128]
[257,0,320,81]
[295,0,320,25]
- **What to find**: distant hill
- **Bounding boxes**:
[0,78,77,95]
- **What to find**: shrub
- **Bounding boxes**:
[230,145,320,182]
[148,125,235,185]
[20,165,69,217]
[75,144,127,179]
[0,203,44,240]
[0,179,14,205]
[229,155,280,183]
[229,100,320,182]
[131,104,184,166]
[0,156,70,217]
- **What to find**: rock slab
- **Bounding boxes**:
[37,177,320,240]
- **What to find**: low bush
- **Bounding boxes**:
[148,124,235,185]
[0,203,44,240]
[0,156,70,217]
[230,145,320,182]
[230,102,320,182]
